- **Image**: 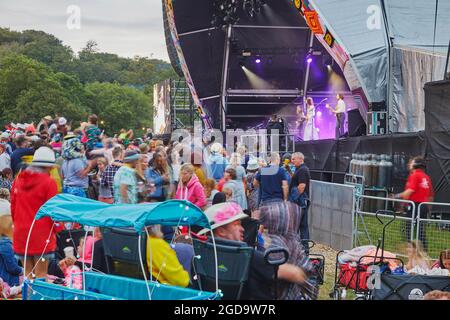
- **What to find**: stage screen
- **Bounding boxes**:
[153,80,171,134]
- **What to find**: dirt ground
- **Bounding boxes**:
[311,243,340,300]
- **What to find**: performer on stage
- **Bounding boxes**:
[326,94,346,139]
[295,105,306,140]
[303,98,319,141]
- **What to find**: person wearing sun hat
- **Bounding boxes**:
[10,146,58,280]
[198,202,248,240]
[197,202,309,300]
[245,158,260,213]
[113,150,141,204]
[61,137,91,198]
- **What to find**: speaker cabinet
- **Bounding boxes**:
[367,111,388,135]
[347,109,367,137]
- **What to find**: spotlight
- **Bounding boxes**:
[239,61,245,68]
[243,0,255,18]
[255,57,261,64]
[323,54,334,68]
[307,57,313,64]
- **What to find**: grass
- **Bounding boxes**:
[354,214,450,259]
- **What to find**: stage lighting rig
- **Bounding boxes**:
[211,0,239,28]
[243,0,255,18]
[243,0,265,18]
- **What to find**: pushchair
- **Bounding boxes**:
[304,240,325,286]
[331,210,404,300]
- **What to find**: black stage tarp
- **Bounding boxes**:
[295,132,426,195]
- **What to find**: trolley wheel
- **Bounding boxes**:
[331,288,342,300]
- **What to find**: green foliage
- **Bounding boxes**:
[84,82,153,135]
[0,27,177,133]
[0,54,89,125]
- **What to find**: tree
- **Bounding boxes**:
[84,82,153,135]
[0,54,89,125]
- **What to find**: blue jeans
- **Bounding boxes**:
[63,186,87,198]
[299,204,310,254]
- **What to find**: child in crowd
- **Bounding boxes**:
[0,168,13,191]
[58,256,82,290]
[245,159,260,213]
[404,240,430,272]
[95,157,114,204]
[204,178,219,208]
[0,213,23,298]
[432,249,450,270]
[0,188,10,216]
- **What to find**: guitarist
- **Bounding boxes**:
[326,94,346,139]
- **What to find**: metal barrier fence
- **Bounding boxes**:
[309,180,355,251]
[354,195,416,257]
[417,202,450,259]
[239,133,297,154]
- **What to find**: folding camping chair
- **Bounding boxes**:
[101,227,148,279]
[192,238,254,300]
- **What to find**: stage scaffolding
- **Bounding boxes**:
[170,79,200,132]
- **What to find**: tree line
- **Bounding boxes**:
[0,28,178,135]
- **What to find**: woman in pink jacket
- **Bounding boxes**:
[175,164,207,210]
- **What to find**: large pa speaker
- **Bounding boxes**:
[347,109,366,137]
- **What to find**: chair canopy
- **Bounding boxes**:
[35,194,211,234]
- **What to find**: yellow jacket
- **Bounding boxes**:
[21,155,62,193]
[146,237,189,288]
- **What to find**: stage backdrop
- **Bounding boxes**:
[424,80,450,203]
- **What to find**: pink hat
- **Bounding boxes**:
[198,202,248,235]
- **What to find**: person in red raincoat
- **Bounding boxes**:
[11,147,58,280]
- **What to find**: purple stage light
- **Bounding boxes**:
[255,58,261,64]
[307,57,313,64]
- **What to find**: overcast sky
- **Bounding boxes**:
[0,0,169,61]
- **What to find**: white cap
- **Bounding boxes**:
[0,132,10,139]
[58,117,67,126]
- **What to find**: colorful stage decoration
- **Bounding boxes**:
[304,10,324,35]
[165,0,212,129]
[293,0,349,70]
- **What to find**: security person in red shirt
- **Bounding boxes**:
[393,156,434,250]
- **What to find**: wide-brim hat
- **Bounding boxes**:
[198,202,248,235]
[64,132,77,140]
[31,146,56,167]
[246,158,259,171]
[43,116,53,121]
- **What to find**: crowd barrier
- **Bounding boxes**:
[354,195,416,257]
[309,180,355,252]
[416,202,450,259]
[239,133,297,154]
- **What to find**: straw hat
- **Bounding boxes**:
[198,202,248,235]
[31,147,56,167]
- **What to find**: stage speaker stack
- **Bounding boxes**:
[347,109,367,137]
[367,101,387,135]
